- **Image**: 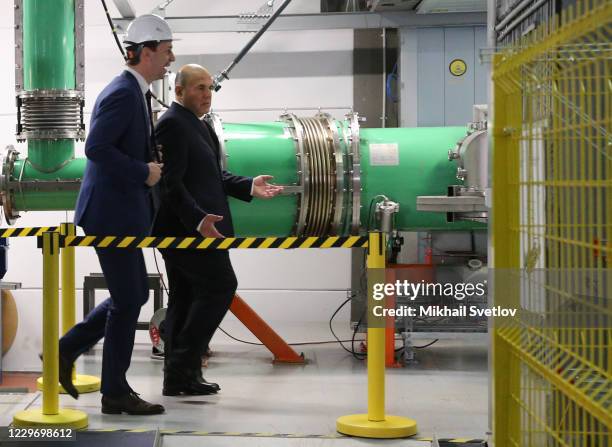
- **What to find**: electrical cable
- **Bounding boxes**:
[152,250,168,294]
[414,339,439,349]
[150,262,370,349]
[386,62,398,103]
[329,295,362,356]
[218,327,367,347]
[153,260,437,353]
[350,312,367,360]
[150,91,171,109]
[218,328,262,346]
[101,0,127,61]
[150,188,433,354]
[366,194,389,231]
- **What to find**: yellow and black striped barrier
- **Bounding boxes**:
[37,235,369,250]
[0,226,59,238]
[0,227,369,250]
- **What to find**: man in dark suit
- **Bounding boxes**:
[152,64,283,395]
[58,14,174,415]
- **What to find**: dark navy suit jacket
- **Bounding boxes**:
[75,71,153,236]
[152,102,253,238]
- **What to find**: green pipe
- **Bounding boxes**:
[359,127,483,231]
[11,120,484,234]
[223,122,298,236]
[23,0,76,170]
[13,191,78,212]
[12,158,85,211]
[26,141,76,173]
[224,122,483,236]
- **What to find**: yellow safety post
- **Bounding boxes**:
[37,223,100,393]
[336,231,417,438]
[14,232,88,428]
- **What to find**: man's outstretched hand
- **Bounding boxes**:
[252,175,284,199]
[198,214,225,238]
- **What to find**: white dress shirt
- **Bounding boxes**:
[125,66,149,97]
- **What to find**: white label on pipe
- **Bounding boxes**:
[370,143,399,166]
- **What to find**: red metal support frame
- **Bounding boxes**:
[229,293,305,364]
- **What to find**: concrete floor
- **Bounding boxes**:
[0,323,489,446]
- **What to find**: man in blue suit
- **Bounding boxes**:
[58,14,175,415]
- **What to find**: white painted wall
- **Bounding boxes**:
[1,1,353,371]
[399,25,489,127]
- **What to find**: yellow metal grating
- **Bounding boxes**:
[492,0,611,445]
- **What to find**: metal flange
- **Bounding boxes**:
[344,112,362,234]
[280,113,310,236]
[0,146,21,225]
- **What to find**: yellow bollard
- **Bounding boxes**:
[61,223,76,382]
[37,224,100,394]
[14,232,88,428]
[336,231,417,438]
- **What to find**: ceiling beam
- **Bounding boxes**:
[112,11,487,33]
[112,0,136,18]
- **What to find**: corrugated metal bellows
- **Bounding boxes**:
[282,113,354,237]
[16,89,85,141]
[299,117,337,236]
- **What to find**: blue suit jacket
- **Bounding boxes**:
[75,71,153,236]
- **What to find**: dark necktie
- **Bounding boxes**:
[145,90,162,212]
[201,120,223,170]
[145,90,161,163]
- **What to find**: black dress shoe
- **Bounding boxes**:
[39,352,79,400]
[101,392,165,415]
[196,370,220,391]
[59,354,79,400]
[163,378,218,396]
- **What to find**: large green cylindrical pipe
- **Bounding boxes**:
[22,0,76,170]
[13,190,78,212]
[359,127,480,231]
[222,123,298,236]
[224,121,483,236]
[12,158,85,211]
[9,117,484,234]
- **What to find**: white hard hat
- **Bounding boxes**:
[124,14,172,46]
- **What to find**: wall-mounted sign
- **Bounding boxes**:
[449,59,467,77]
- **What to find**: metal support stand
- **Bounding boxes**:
[230,294,304,364]
[336,232,417,438]
[37,223,100,394]
[14,231,87,428]
[82,273,163,332]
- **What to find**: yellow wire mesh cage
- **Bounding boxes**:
[492,0,611,445]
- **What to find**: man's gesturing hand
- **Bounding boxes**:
[146,162,164,186]
[252,175,284,199]
[198,214,225,238]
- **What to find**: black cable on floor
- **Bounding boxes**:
[329,295,363,357]
[350,312,367,361]
[151,260,368,349]
[218,327,366,347]
[414,339,439,349]
[153,251,438,352]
